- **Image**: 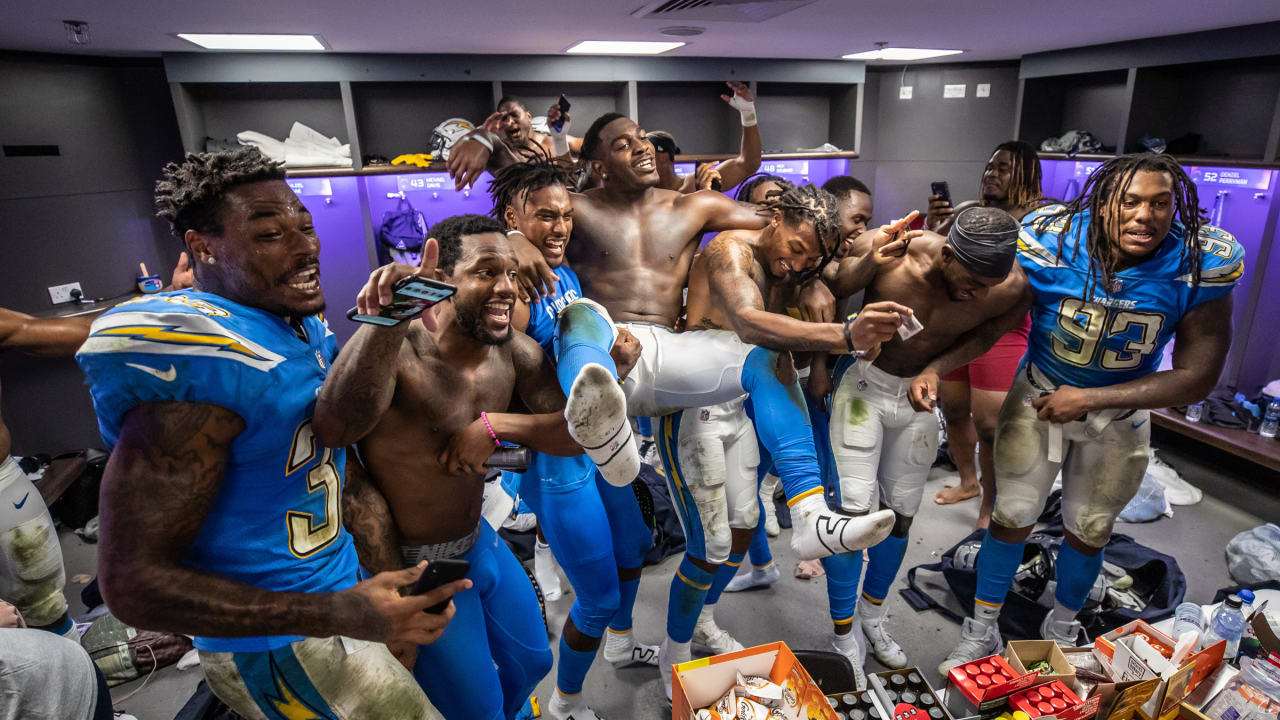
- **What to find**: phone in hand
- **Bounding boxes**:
[347,276,456,326]
[930,181,952,207]
[409,559,471,614]
[551,95,571,132]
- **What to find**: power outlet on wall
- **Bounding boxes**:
[899,85,913,100]
[48,282,82,304]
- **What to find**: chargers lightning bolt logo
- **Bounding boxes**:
[259,653,332,720]
[90,325,272,361]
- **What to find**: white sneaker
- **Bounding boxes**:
[760,474,781,537]
[724,563,781,593]
[659,638,692,701]
[937,618,1004,677]
[548,690,606,720]
[566,363,639,488]
[692,606,744,656]
[830,634,868,691]
[860,614,908,669]
[1040,612,1087,647]
[534,540,563,602]
[601,628,659,668]
[789,497,895,560]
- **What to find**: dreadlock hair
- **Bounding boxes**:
[1032,152,1204,299]
[428,214,507,275]
[990,140,1044,212]
[759,183,843,280]
[734,173,788,203]
[154,148,285,238]
[580,112,628,161]
[487,160,573,222]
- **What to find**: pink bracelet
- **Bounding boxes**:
[480,412,502,447]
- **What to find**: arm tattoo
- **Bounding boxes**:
[342,453,402,574]
[98,401,371,640]
[314,324,408,447]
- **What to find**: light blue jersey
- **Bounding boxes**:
[1017,205,1244,389]
[76,291,358,652]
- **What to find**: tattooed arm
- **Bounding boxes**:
[99,401,464,644]
[342,453,401,575]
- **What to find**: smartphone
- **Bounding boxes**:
[485,446,530,473]
[930,181,952,206]
[409,558,471,613]
[347,276,456,326]
[551,95,571,132]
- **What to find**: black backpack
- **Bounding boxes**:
[902,524,1187,641]
[375,197,427,267]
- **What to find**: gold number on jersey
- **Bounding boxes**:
[1052,299,1166,370]
[1199,236,1234,259]
[1052,298,1107,366]
[285,419,341,558]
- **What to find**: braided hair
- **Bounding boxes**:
[759,182,842,280]
[487,160,573,221]
[154,148,285,237]
[991,140,1044,212]
[734,173,788,203]
[1032,153,1204,299]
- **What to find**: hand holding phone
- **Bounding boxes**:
[930,181,952,207]
[410,559,472,613]
[550,95,571,133]
[348,275,456,326]
[351,239,454,328]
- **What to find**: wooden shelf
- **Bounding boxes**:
[1152,408,1280,473]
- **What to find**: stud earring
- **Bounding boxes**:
[205,256,217,264]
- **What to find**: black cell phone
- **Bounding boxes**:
[347,276,456,326]
[931,181,952,206]
[485,446,530,473]
[551,95,571,132]
[409,558,471,613]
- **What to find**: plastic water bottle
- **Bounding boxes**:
[1186,401,1204,423]
[1261,400,1280,438]
[1172,601,1205,645]
[1205,594,1247,660]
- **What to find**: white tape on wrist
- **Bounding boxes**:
[469,134,494,152]
[739,105,758,127]
[552,133,570,156]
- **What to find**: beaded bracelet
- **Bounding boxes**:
[480,411,502,447]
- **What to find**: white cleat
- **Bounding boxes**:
[938,618,1004,677]
[692,606,744,656]
[534,540,563,602]
[659,638,692,702]
[789,496,895,560]
[547,690,606,720]
[760,474,781,537]
[601,628,659,668]
[1040,612,1087,647]
[830,634,868,691]
[724,563,781,593]
[861,614,908,669]
[566,364,640,488]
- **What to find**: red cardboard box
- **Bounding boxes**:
[671,641,837,720]
[1010,680,1101,720]
[945,653,1040,719]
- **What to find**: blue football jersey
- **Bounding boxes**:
[1017,205,1244,389]
[76,291,358,652]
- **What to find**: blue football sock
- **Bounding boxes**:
[822,551,865,625]
[705,552,746,606]
[1054,543,1104,613]
[607,574,641,633]
[667,556,715,643]
[862,533,909,603]
[740,347,823,504]
[554,302,618,396]
[747,510,774,569]
[555,636,598,697]
[636,416,653,442]
[975,531,1026,610]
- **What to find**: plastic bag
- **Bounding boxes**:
[1117,471,1173,523]
[1146,448,1202,505]
[1226,524,1280,584]
[1202,656,1280,719]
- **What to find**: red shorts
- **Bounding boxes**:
[942,314,1030,392]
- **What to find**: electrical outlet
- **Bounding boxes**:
[899,85,913,100]
[48,282,82,304]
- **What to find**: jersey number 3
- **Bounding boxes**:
[1053,298,1166,370]
[285,419,342,558]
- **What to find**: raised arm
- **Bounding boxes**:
[712,81,762,191]
[908,277,1032,411]
[0,307,93,357]
[1034,294,1233,423]
[827,212,920,299]
[99,401,462,644]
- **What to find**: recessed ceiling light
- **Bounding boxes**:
[843,47,963,61]
[566,40,685,55]
[176,33,326,51]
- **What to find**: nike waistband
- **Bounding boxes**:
[401,523,481,566]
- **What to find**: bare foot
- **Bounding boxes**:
[794,559,825,579]
[935,483,980,505]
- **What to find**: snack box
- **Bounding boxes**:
[1006,640,1078,689]
[1009,680,1100,720]
[829,668,953,720]
[672,641,838,720]
[1094,622,1225,693]
[945,653,1041,719]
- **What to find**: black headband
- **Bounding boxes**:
[946,208,1018,278]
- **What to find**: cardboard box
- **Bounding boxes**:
[1095,621,1226,694]
[944,653,1040,719]
[1008,680,1100,720]
[1096,677,1163,720]
[670,641,838,720]
[1006,640,1078,688]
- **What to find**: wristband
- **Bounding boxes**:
[469,134,494,152]
[738,104,758,127]
[844,313,870,359]
[480,411,502,447]
[552,133,570,157]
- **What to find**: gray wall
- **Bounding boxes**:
[0,52,185,455]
